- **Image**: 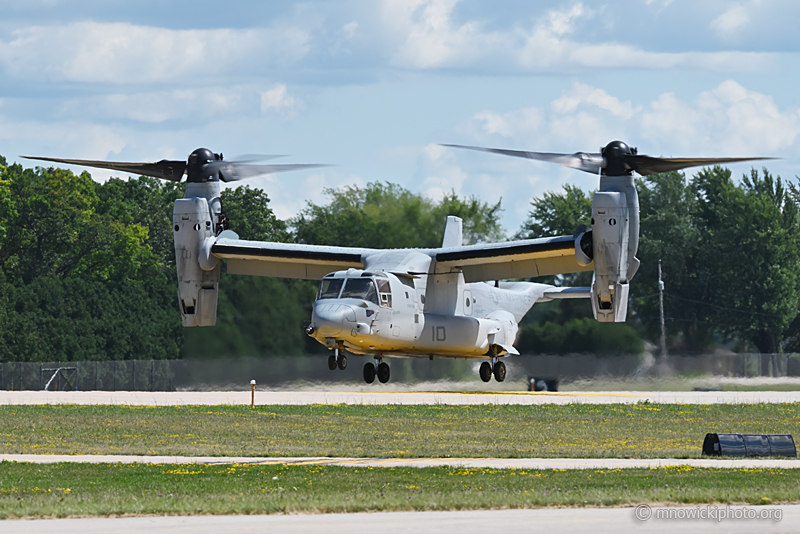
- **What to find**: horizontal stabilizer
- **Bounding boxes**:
[539,286,591,302]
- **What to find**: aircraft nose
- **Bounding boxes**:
[312,303,356,337]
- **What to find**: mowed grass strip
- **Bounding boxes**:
[0,404,798,458]
[0,462,798,518]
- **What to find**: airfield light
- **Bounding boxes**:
[250,379,256,408]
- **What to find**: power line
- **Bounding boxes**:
[664,293,786,319]
[636,313,778,330]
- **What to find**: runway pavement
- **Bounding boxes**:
[3,454,800,469]
[1,506,796,534]
[1,389,799,405]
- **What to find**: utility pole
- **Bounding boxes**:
[658,259,667,360]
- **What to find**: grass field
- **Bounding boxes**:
[1,403,798,458]
[0,462,796,518]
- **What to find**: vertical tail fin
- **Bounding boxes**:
[442,216,463,248]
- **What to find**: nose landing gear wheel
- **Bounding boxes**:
[328,354,337,371]
[363,362,376,384]
[377,362,390,383]
[493,361,506,382]
[479,361,492,382]
[337,354,347,370]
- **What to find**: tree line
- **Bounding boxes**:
[0,155,796,361]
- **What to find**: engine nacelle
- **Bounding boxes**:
[173,184,222,327]
[574,226,593,267]
[590,191,630,323]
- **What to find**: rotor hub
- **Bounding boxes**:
[601,140,636,176]
[187,148,223,182]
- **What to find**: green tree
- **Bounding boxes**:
[292,182,504,248]
[433,191,504,244]
[517,318,644,355]
[635,171,713,354]
[693,167,800,354]
[94,176,185,268]
[515,184,592,239]
[0,162,181,361]
[220,186,289,242]
[0,156,14,243]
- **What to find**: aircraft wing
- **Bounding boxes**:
[211,236,371,280]
[435,235,591,283]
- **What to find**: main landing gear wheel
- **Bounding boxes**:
[328,354,337,371]
[493,361,506,382]
[377,362,390,384]
[337,353,347,370]
[363,362,376,384]
[479,362,492,383]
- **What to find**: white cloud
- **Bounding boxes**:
[342,21,360,40]
[461,83,641,150]
[437,80,800,233]
[260,84,301,114]
[418,143,468,199]
[58,88,248,124]
[711,5,750,38]
[459,80,800,156]
[551,83,640,120]
[0,114,127,175]
[546,3,591,36]
[641,82,778,154]
[384,0,502,69]
[470,107,544,139]
[0,21,310,84]
[384,0,775,73]
[423,143,448,161]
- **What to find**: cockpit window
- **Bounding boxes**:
[317,278,344,300]
[340,278,378,304]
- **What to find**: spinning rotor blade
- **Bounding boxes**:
[227,154,287,163]
[443,142,775,177]
[22,148,328,184]
[625,155,776,176]
[21,155,186,182]
[441,144,604,175]
[214,162,329,182]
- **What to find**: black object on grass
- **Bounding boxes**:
[702,433,796,457]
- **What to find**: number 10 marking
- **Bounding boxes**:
[432,326,446,341]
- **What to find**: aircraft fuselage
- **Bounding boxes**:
[307,263,553,360]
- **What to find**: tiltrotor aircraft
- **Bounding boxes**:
[24,142,769,384]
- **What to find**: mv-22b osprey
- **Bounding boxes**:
[25,143,768,384]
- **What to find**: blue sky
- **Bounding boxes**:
[1,0,799,234]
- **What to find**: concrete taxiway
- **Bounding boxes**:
[1,506,796,534]
[0,390,798,405]
[3,454,800,469]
